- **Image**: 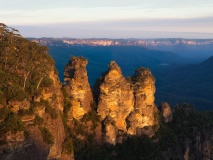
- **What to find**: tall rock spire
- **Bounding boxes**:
[64,56,93,120]
[95,62,159,144]
[95,61,134,144]
[127,67,159,136]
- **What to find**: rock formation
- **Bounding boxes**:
[95,62,159,144]
[64,56,93,120]
[95,61,134,144]
[159,102,172,123]
[127,67,159,136]
[97,61,134,130]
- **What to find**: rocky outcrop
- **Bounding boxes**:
[97,61,134,131]
[95,61,134,144]
[64,56,93,120]
[159,102,172,123]
[95,62,159,144]
[131,67,156,114]
[8,100,30,113]
[127,67,159,136]
[102,116,118,145]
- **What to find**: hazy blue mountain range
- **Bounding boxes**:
[30,37,213,61]
[30,38,213,47]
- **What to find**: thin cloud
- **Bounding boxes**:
[13,16,213,38]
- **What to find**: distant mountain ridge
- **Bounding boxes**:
[29,38,213,47]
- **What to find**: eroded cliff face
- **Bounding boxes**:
[39,69,65,160]
[95,62,159,144]
[0,67,66,160]
[64,56,93,121]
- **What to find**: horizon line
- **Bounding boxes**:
[26,37,213,40]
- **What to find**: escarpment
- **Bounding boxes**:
[0,24,66,160]
[0,67,66,160]
[0,62,65,160]
[37,68,65,160]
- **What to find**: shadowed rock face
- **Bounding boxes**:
[64,56,93,120]
[159,102,172,123]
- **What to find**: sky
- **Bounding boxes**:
[1,0,213,38]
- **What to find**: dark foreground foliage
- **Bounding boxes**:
[73,104,213,160]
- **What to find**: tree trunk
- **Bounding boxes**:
[36,76,45,90]
[23,75,27,90]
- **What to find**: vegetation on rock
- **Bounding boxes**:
[39,127,54,144]
[0,24,54,102]
[0,24,64,159]
[33,114,44,125]
[0,111,24,137]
